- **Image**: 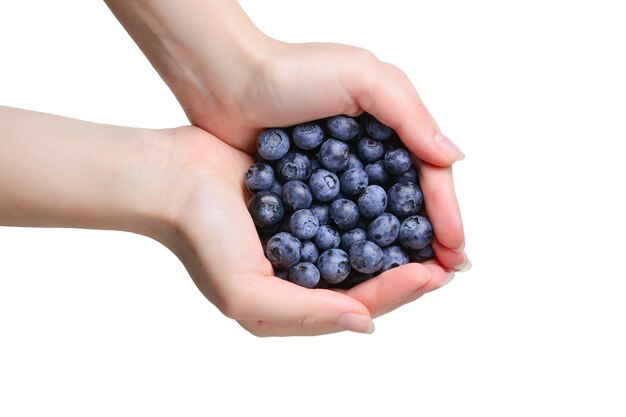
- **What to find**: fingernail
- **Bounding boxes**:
[338,313,375,334]
[454,257,472,273]
[435,133,465,161]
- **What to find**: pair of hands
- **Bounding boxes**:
[145,40,468,336]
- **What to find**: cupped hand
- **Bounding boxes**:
[151,126,451,336]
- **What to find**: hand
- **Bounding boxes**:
[149,126,451,336]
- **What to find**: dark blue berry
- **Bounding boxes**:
[288,262,321,288]
[319,138,349,172]
[357,185,387,218]
[340,168,369,196]
[332,271,374,289]
[309,169,340,202]
[381,245,409,272]
[367,213,400,247]
[257,128,290,160]
[317,248,351,284]
[289,209,319,240]
[330,199,360,230]
[340,227,367,252]
[394,166,418,183]
[356,137,385,162]
[349,240,384,274]
[398,215,434,250]
[364,161,390,186]
[300,240,320,264]
[309,203,331,225]
[314,225,341,251]
[265,232,302,270]
[345,153,364,171]
[387,182,423,218]
[244,163,275,193]
[247,191,284,228]
[281,180,313,211]
[276,152,312,183]
[292,122,324,150]
[408,245,435,262]
[383,146,412,176]
[326,116,359,141]
[365,116,395,141]
[269,180,283,196]
[275,269,289,280]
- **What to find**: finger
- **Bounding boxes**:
[220,273,375,335]
[431,238,467,270]
[238,320,343,337]
[418,162,466,258]
[345,262,432,316]
[346,58,464,166]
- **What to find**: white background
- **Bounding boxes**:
[1,1,625,415]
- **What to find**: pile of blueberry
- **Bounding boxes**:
[246,114,434,289]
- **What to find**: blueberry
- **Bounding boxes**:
[408,245,435,262]
[275,269,289,280]
[330,199,360,230]
[381,245,409,272]
[349,240,384,274]
[339,227,367,252]
[365,116,395,141]
[288,262,321,288]
[387,182,423,218]
[265,232,302,269]
[326,115,359,141]
[356,137,385,162]
[394,167,418,183]
[309,159,321,173]
[383,146,412,176]
[309,203,331,225]
[244,163,275,193]
[300,240,320,264]
[309,169,340,202]
[314,225,341,251]
[281,180,313,211]
[367,213,400,247]
[319,138,349,172]
[364,161,390,186]
[270,180,283,196]
[317,248,351,284]
[292,122,325,150]
[257,128,290,160]
[289,209,319,240]
[357,185,387,218]
[398,215,434,250]
[345,153,365,171]
[340,168,369,196]
[331,271,374,289]
[247,191,284,228]
[276,152,312,182]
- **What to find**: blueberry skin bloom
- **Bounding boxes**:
[326,115,359,141]
[257,128,290,160]
[349,240,384,274]
[356,137,385,162]
[394,166,418,183]
[292,122,325,150]
[365,116,395,141]
[345,153,364,171]
[398,215,434,250]
[276,152,312,183]
[367,213,400,247]
[247,191,284,228]
[381,245,409,272]
[265,232,302,270]
[340,168,369,196]
[319,138,350,172]
[340,227,367,252]
[357,185,388,218]
[408,244,435,262]
[244,163,275,193]
[309,169,340,202]
[317,248,351,284]
[364,161,390,186]
[269,180,283,196]
[314,225,341,251]
[383,147,412,176]
[310,203,331,225]
[387,181,423,218]
[330,199,360,230]
[288,262,321,288]
[300,240,320,264]
[289,209,319,240]
[281,180,313,211]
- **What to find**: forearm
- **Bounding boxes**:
[0,106,164,234]
[104,0,273,121]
